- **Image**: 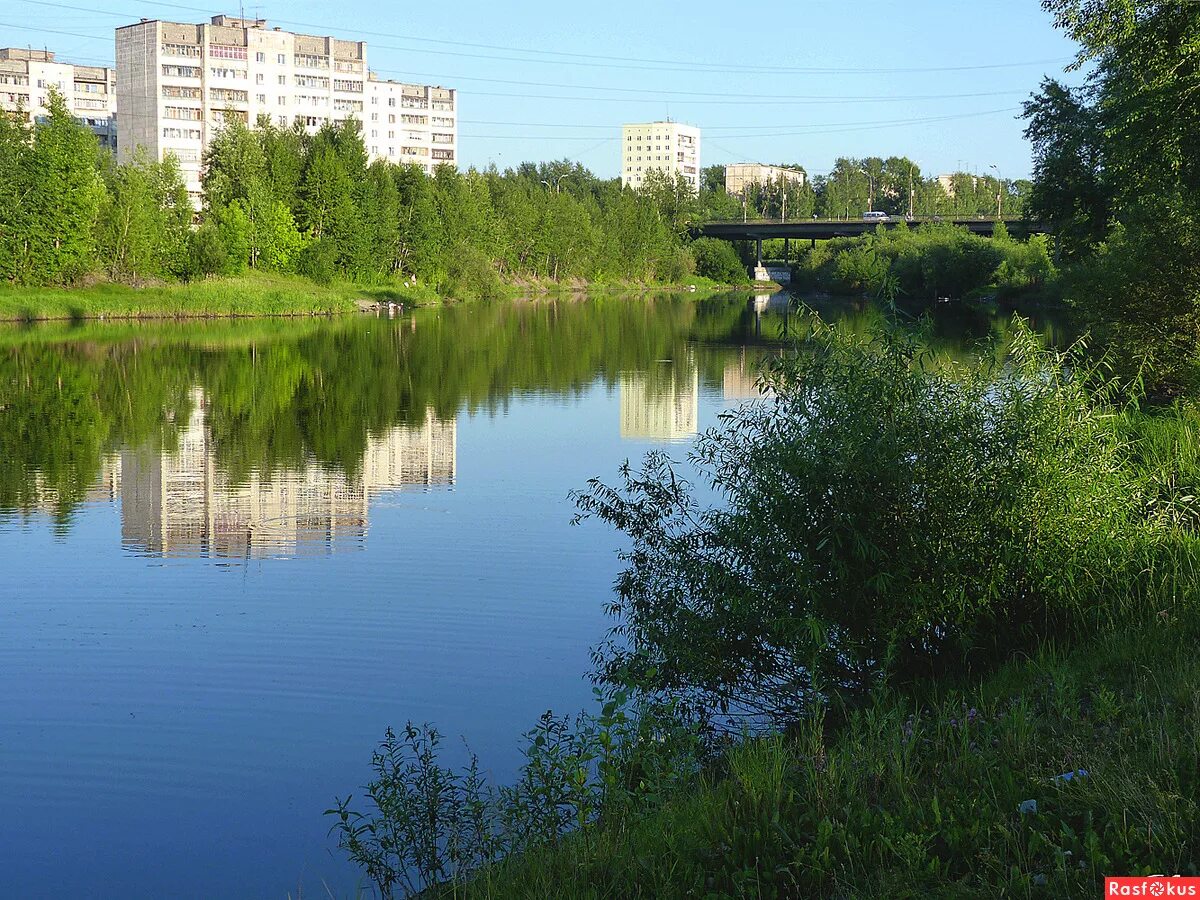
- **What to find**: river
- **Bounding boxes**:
[0,292,1062,898]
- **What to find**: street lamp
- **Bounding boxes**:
[859,166,876,213]
[541,174,570,194]
[988,164,1003,218]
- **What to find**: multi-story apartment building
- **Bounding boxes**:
[621,120,701,193]
[116,15,457,205]
[0,48,117,150]
[724,163,805,196]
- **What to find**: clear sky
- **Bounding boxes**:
[2,0,1088,180]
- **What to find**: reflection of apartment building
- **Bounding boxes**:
[0,48,117,150]
[619,362,699,442]
[116,15,456,203]
[118,389,456,557]
[621,120,701,193]
[724,163,805,196]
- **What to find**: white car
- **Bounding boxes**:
[863,211,890,222]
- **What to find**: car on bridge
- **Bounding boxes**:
[863,211,890,222]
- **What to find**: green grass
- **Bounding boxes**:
[0,272,432,322]
[440,616,1200,899]
[0,273,739,323]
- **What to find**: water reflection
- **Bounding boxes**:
[0,292,1069,546]
[115,389,456,558]
[620,354,699,442]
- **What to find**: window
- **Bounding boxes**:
[256,73,264,85]
[387,114,395,123]
[277,53,286,64]
[161,42,201,58]
[162,85,201,99]
[387,97,396,107]
[256,93,267,103]
[277,75,286,85]
[162,126,201,139]
[255,51,266,62]
[162,65,201,78]
[210,45,248,61]
[164,106,202,120]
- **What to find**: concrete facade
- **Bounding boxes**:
[621,120,701,193]
[116,15,457,204]
[0,48,117,151]
[724,163,805,196]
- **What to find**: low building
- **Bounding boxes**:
[0,48,117,151]
[621,120,701,193]
[937,173,977,199]
[116,14,456,206]
[724,163,805,196]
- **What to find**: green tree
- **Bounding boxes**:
[22,89,105,284]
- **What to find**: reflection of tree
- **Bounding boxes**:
[0,297,1071,529]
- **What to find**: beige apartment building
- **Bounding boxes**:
[724,163,805,196]
[621,120,701,193]
[0,48,117,150]
[116,15,457,204]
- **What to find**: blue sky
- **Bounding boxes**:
[3,0,1087,179]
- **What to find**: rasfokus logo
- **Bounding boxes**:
[1106,877,1200,897]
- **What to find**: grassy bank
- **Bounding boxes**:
[440,616,1198,898]
[0,273,426,322]
[0,273,739,323]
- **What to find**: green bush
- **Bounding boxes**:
[574,317,1196,726]
[795,225,1054,300]
[690,237,747,284]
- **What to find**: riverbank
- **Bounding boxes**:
[439,616,1199,898]
[0,273,739,322]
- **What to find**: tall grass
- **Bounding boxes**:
[0,272,420,321]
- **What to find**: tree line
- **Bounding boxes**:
[1023,0,1200,395]
[700,158,1031,222]
[1,88,1045,296]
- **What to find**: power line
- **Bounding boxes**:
[458,107,1022,141]
[13,0,1072,76]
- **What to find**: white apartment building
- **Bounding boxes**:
[116,15,457,204]
[0,48,117,151]
[724,163,805,196]
[621,121,701,193]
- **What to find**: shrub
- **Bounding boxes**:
[574,317,1193,728]
[690,237,747,284]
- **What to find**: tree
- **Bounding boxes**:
[1022,79,1110,256]
[22,89,105,284]
[97,149,191,281]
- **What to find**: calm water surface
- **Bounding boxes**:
[0,294,1052,898]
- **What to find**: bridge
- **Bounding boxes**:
[696,216,1048,242]
[694,216,1052,276]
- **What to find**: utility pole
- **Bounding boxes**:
[902,163,912,219]
[860,166,875,212]
[989,164,1003,217]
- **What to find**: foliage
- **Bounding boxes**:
[0,111,698,293]
[439,621,1200,898]
[327,690,703,899]
[793,224,1054,300]
[0,90,105,285]
[573,318,1190,728]
[689,238,747,284]
[1063,194,1200,397]
[1027,1,1200,394]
